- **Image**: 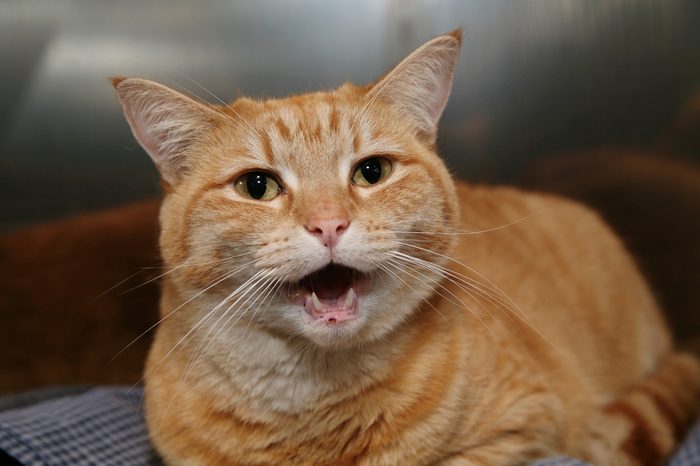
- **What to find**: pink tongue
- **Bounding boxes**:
[304,266,352,300]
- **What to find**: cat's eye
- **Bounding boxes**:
[352,157,392,186]
[234,172,282,201]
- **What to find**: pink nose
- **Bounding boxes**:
[305,217,349,250]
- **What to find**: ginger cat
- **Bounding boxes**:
[113,31,700,465]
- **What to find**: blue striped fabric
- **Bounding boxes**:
[0,388,159,466]
[0,387,697,465]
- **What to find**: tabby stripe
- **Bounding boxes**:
[274,117,291,141]
[352,125,361,153]
[638,385,685,441]
[259,131,274,164]
[328,106,340,133]
[605,400,664,465]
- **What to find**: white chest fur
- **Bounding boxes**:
[200,326,395,414]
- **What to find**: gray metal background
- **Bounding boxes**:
[1,0,699,232]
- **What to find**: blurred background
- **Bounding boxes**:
[1,0,699,394]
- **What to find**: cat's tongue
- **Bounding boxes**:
[301,264,353,299]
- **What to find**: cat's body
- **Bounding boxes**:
[113,31,700,465]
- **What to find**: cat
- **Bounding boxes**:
[112,31,700,465]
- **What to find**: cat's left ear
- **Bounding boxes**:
[112,77,226,186]
[367,30,462,144]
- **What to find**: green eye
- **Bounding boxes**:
[352,157,392,186]
[234,172,282,201]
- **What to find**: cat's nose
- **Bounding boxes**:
[305,216,349,251]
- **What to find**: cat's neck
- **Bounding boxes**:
[199,322,408,413]
[163,297,442,415]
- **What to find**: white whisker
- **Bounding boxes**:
[128,269,268,393]
[380,260,449,323]
[96,250,257,300]
[390,245,559,352]
[385,255,500,341]
[174,71,261,140]
[111,256,262,363]
[166,272,279,413]
[184,270,276,371]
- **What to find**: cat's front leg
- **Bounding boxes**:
[437,440,558,466]
[579,352,700,466]
[443,374,568,466]
[436,397,564,466]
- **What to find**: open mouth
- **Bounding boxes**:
[297,264,368,324]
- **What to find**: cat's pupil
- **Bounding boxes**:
[361,159,382,184]
[247,173,268,199]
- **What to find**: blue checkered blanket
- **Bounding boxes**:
[0,387,698,465]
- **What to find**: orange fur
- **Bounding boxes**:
[113,31,700,465]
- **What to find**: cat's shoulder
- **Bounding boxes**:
[453,179,612,234]
[454,179,598,215]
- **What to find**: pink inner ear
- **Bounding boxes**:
[368,34,461,140]
[125,110,164,161]
[114,78,221,185]
[121,99,187,184]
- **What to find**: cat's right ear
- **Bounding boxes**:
[111,77,224,185]
[366,30,462,144]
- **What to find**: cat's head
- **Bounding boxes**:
[113,31,462,348]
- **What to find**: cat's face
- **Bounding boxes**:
[114,32,462,348]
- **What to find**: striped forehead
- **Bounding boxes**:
[221,97,403,192]
[222,94,405,190]
[257,101,360,171]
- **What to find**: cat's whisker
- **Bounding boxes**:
[375,263,407,313]
[390,247,560,352]
[166,272,279,414]
[390,248,526,326]
[173,71,261,140]
[129,269,269,393]
[392,220,538,237]
[294,339,315,360]
[385,255,501,341]
[380,260,449,324]
[390,248,511,307]
[376,211,542,236]
[90,268,149,302]
[283,329,309,356]
[183,270,276,372]
[111,256,262,363]
[388,251,507,312]
[208,274,278,351]
[112,262,188,297]
[384,256,459,313]
[161,273,272,392]
[393,241,520,309]
[385,254,490,318]
[383,257,504,343]
[187,274,282,384]
[138,249,258,271]
[240,277,285,336]
[95,250,258,301]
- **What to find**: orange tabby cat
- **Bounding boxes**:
[113,31,700,465]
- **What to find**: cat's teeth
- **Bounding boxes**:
[344,288,356,308]
[311,292,323,311]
